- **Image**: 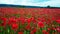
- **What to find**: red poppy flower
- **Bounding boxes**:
[17,17,26,24]
[47,28,50,31]
[18,17,25,21]
[0,17,7,26]
[18,32,23,34]
[25,24,31,30]
[1,17,7,22]
[1,22,6,26]
[12,23,18,30]
[20,18,26,25]
[30,17,34,21]
[27,17,35,24]
[10,17,17,22]
[33,19,37,24]
[30,31,34,34]
[38,22,44,28]
[56,19,60,24]
[51,17,56,21]
[42,30,49,34]
[32,28,37,33]
[56,27,60,32]
[27,18,31,24]
[51,27,56,30]
[46,19,51,25]
[21,19,26,25]
[38,17,45,22]
[8,17,17,25]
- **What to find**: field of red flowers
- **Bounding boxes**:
[0,8,60,34]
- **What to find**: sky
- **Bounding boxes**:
[0,0,60,7]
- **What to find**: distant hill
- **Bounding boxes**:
[0,4,60,8]
[0,4,40,8]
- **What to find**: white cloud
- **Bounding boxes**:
[0,0,60,7]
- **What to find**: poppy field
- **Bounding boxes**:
[0,8,60,34]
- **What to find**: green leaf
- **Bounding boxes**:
[0,30,5,34]
[50,30,54,34]
[5,28,10,34]
[0,26,4,31]
[27,15,31,18]
[13,14,20,18]
[39,28,42,34]
[0,26,5,34]
[10,30,14,34]
[5,25,11,34]
[19,24,23,28]
[27,30,30,34]
[24,30,27,34]
[36,31,39,34]
[24,30,30,34]
[0,20,3,24]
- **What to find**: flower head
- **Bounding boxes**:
[18,32,23,34]
[8,17,17,25]
[56,19,60,24]
[56,27,60,32]
[32,28,37,33]
[0,17,7,26]
[42,30,49,34]
[38,21,44,28]
[30,31,34,34]
[11,23,18,30]
[25,24,31,30]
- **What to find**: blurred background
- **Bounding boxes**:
[0,0,60,7]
